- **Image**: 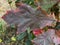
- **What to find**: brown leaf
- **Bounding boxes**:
[2,3,56,34]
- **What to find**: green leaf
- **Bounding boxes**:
[26,27,35,40]
[28,33,35,40]
[28,33,32,40]
[25,39,33,45]
[15,0,20,3]
[17,32,27,41]
[26,27,31,33]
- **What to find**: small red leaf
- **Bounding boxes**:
[33,28,44,36]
